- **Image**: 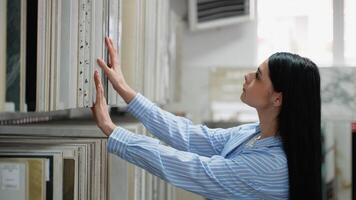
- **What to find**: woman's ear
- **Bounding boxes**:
[273,92,283,107]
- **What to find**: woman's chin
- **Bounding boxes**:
[240,94,253,108]
[240,93,246,102]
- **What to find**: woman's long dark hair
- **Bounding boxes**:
[268,52,322,200]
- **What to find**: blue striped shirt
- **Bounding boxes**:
[107,93,289,199]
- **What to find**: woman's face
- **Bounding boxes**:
[240,59,281,110]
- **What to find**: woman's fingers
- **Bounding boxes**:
[105,37,118,69]
[94,70,104,103]
[105,37,117,68]
[90,106,98,122]
[109,36,114,46]
[97,58,111,76]
[105,37,116,54]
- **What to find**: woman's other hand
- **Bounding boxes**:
[97,37,137,104]
[91,70,117,136]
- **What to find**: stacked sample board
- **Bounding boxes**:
[0,0,177,112]
[0,121,176,200]
[0,136,108,200]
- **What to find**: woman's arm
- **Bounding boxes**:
[96,37,232,156]
[126,93,235,156]
[107,127,289,199]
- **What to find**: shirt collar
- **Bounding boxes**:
[253,123,283,148]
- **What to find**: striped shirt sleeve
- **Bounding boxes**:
[127,93,234,157]
[107,127,264,199]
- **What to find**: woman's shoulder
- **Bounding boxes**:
[227,122,260,139]
[232,122,260,133]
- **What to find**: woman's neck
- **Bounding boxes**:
[257,110,279,139]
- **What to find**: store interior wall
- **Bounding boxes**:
[166,0,258,124]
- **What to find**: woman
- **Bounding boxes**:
[92,37,322,199]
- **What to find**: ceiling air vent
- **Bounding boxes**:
[188,0,254,31]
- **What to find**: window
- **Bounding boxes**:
[344,0,356,65]
[257,0,333,66]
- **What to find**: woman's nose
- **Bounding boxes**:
[244,73,253,83]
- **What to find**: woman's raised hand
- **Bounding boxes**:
[91,70,116,136]
[97,37,137,104]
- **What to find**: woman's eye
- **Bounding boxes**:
[255,72,259,79]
